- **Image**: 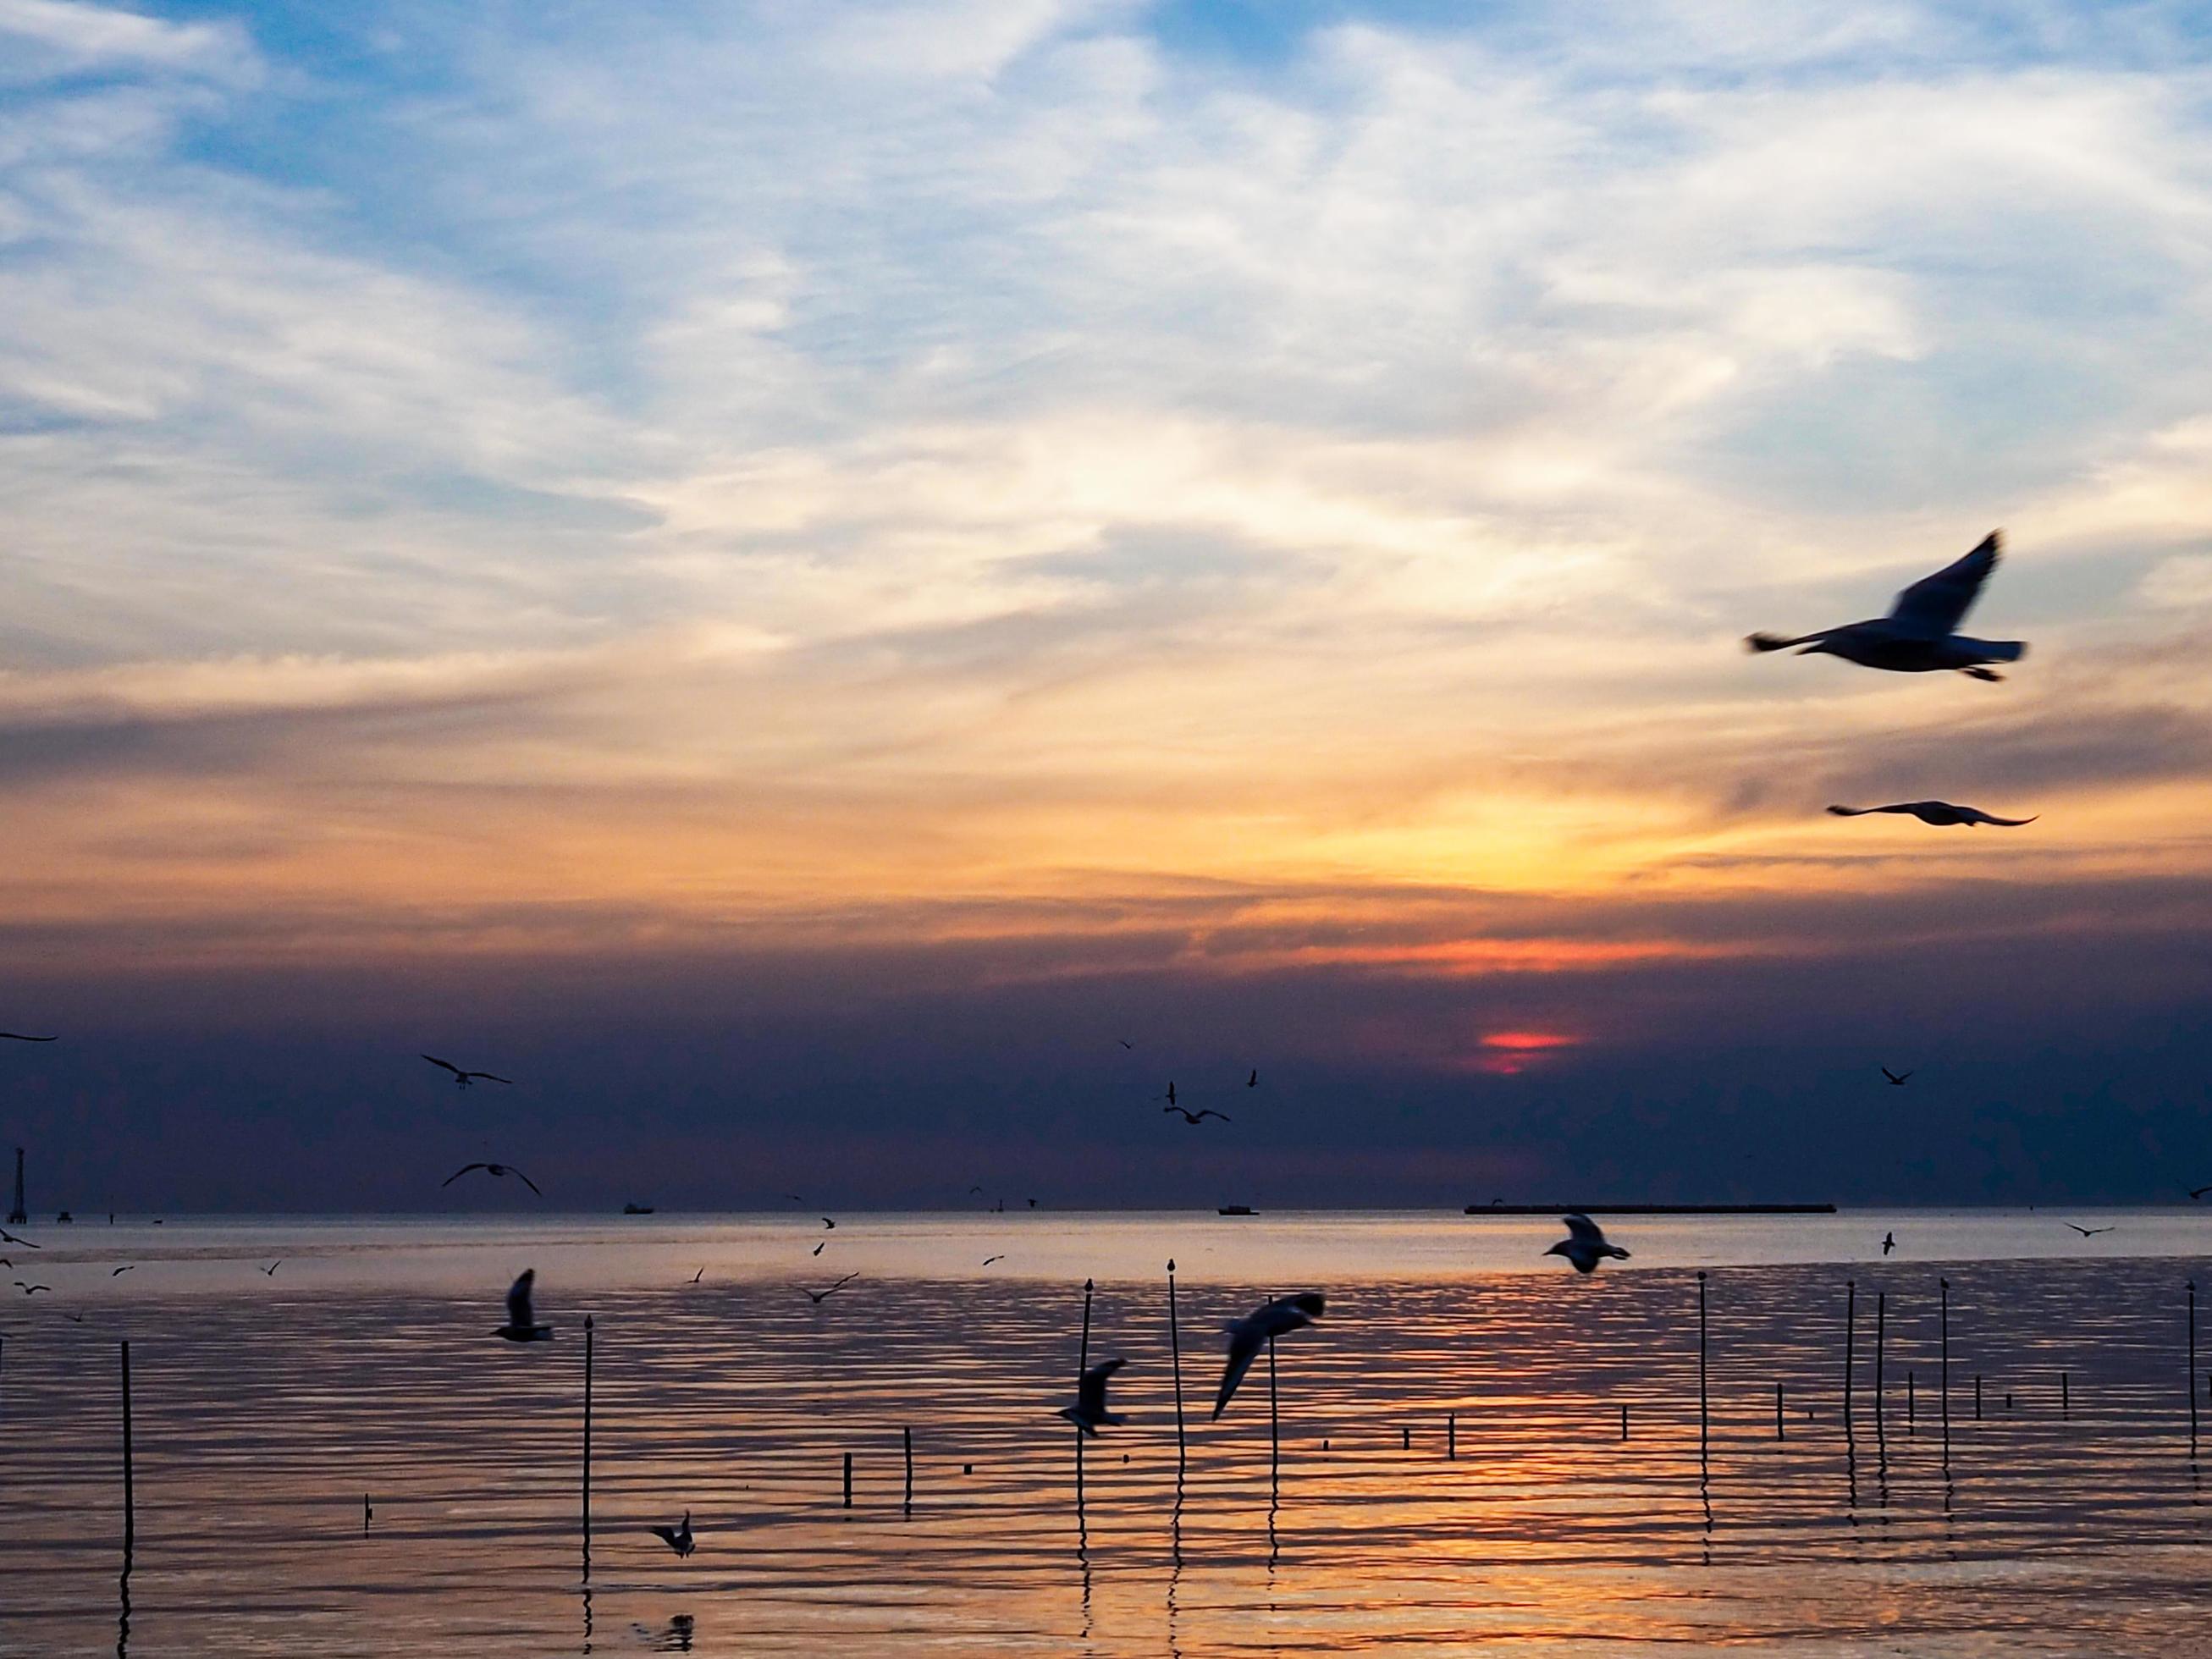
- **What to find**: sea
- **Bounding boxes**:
[3,1208,2210,1656]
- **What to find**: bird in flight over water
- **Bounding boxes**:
[803,1273,858,1304]
[1214,1292,1326,1419]
[1246,1069,1259,1088]
[262,1261,282,1276]
[1545,1214,1630,1275]
[1882,1067,1912,1086]
[493,1269,553,1342]
[648,1511,696,1557]
[1746,531,2024,681]
[1163,1105,1232,1125]
[0,1032,57,1042]
[422,1055,513,1089]
[1117,1039,1135,1050]
[812,1241,825,1256]
[1829,801,2036,828]
[442,1162,543,1197]
[1161,1081,1178,1108]
[0,1227,39,1250]
[1882,1232,1896,1256]
[821,1216,836,1230]
[14,1281,50,1294]
[2193,1185,2212,1201]
[2064,1222,2115,1237]
[111,1265,134,1276]
[1059,1358,1128,1436]
[981,1254,1005,1266]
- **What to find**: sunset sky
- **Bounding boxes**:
[7,0,2212,1210]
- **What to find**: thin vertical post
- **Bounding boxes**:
[582,1315,593,1579]
[363,1495,371,1536]
[1974,1374,1982,1420]
[1267,1335,1280,1485]
[1844,1281,1856,1443]
[1939,1278,1950,1465]
[1907,1370,1916,1434]
[2061,1371,2069,1420]
[903,1426,913,1515]
[1696,1272,1709,1460]
[1401,1425,1410,1452]
[2190,1281,2199,1462]
[119,1342,134,1556]
[1447,1412,1456,1461]
[1619,1403,1628,1441]
[1167,1262,1186,1470]
[1873,1291,1887,1446]
[1776,1381,1784,1441]
[842,1452,852,1508]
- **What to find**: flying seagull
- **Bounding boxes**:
[0,1227,39,1249]
[111,1265,134,1276]
[1161,1081,1178,1108]
[2064,1223,2115,1238]
[1213,1292,1326,1419]
[1164,1105,1232,1125]
[811,1241,825,1256]
[648,1511,696,1557]
[1545,1213,1631,1275]
[982,1254,1006,1266]
[803,1272,858,1304]
[421,1055,513,1090]
[493,1269,553,1342]
[1882,1232,1896,1256]
[1746,531,2024,681]
[821,1216,836,1230]
[441,1162,543,1196]
[0,1032,57,1042]
[1059,1358,1128,1436]
[262,1261,282,1276]
[14,1281,50,1294]
[1246,1069,1259,1089]
[1117,1039,1135,1050]
[2193,1185,2212,1201]
[1828,801,2036,828]
[1882,1067,1912,1086]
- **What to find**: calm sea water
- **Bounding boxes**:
[4,1210,2211,1656]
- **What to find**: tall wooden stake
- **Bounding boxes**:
[1844,1281,1856,1446]
[843,1452,853,1508]
[903,1426,913,1516]
[1873,1291,1887,1447]
[1267,1335,1280,1495]
[1939,1278,1950,1466]
[1775,1381,1784,1441]
[2191,1281,2199,1463]
[1447,1411,1456,1461]
[1167,1261,1186,1471]
[119,1342,135,1557]
[1696,1272,1709,1463]
[582,1315,593,1579]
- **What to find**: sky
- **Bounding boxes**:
[6,0,2212,1212]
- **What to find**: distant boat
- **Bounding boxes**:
[55,1210,72,1224]
[621,1202,656,1215]
[1216,1204,1257,1216]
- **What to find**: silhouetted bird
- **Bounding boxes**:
[0,1227,40,1249]
[821,1216,836,1230]
[1545,1213,1630,1274]
[968,1185,987,1196]
[1829,801,2036,828]
[1246,1069,1259,1088]
[111,1265,133,1276]
[1027,1198,1038,1209]
[1882,1066,1912,1086]
[648,1511,695,1557]
[262,1261,282,1276]
[2193,1185,2212,1201]
[422,1055,513,1089]
[1060,1358,1127,1436]
[1161,1081,1178,1107]
[803,1272,858,1304]
[2064,1222,2115,1237]
[1214,1292,1325,1419]
[1117,1039,1135,1050]
[441,1162,543,1196]
[1164,1105,1232,1125]
[1746,531,2024,681]
[1882,1232,1896,1255]
[493,1269,553,1342]
[0,1032,57,1042]
[812,1241,825,1256]
[982,1254,1006,1266]
[14,1281,50,1294]
[688,1266,705,1284]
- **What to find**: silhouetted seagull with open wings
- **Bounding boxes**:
[648,1512,695,1557]
[1829,801,2036,827]
[1213,1292,1325,1419]
[0,1032,57,1042]
[0,1227,40,1249]
[982,1254,1005,1266]
[1164,1105,1232,1125]
[1545,1213,1630,1274]
[493,1269,553,1342]
[2193,1185,2212,1201]
[442,1162,543,1196]
[14,1281,50,1294]
[803,1272,858,1304]
[111,1265,133,1276]
[262,1261,282,1276]
[1060,1358,1128,1436]
[1882,1066,1912,1086]
[422,1055,513,1090]
[1882,1232,1896,1255]
[1246,1069,1259,1088]
[1746,531,2024,680]
[2064,1222,2115,1237]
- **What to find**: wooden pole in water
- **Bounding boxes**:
[1447,1411,1456,1461]
[582,1315,593,1579]
[1844,1281,1856,1444]
[119,1341,134,1557]
[1401,1425,1410,1452]
[2061,1370,2069,1421]
[842,1452,852,1509]
[1267,1335,1280,1482]
[1775,1381,1784,1441]
[1619,1403,1628,1441]
[1167,1261,1186,1471]
[1907,1370,1916,1435]
[1696,1272,1708,1462]
[1974,1374,1982,1420]
[903,1426,913,1515]
[1939,1278,1950,1465]
[2190,1281,2199,1463]
[1873,1291,1887,1447]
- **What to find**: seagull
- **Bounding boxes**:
[0,1227,38,1250]
[982,1254,1006,1266]
[821,1217,836,1230]
[1544,1213,1631,1275]
[262,1261,282,1276]
[1829,801,2037,828]
[1246,1069,1259,1089]
[1213,1292,1326,1419]
[1882,1066,1913,1086]
[14,1281,50,1294]
[812,1241,825,1256]
[493,1269,553,1342]
[111,1265,134,1276]
[1059,1358,1128,1436]
[803,1272,858,1304]
[1163,1105,1232,1125]
[441,1162,543,1196]
[1161,1081,1178,1108]
[784,1193,803,1204]
[421,1055,514,1090]
[1117,1039,1135,1050]
[2193,1185,2212,1200]
[61,1309,84,1323]
[1882,1232,1896,1256]
[968,1185,987,1196]
[648,1511,696,1557]
[1746,531,2025,681]
[0,1032,58,1042]
[2064,1223,2115,1237]
[688,1266,705,1284]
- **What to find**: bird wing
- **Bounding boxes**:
[1970,810,2037,827]
[469,1072,516,1085]
[1890,532,2000,633]
[443,1164,490,1187]
[833,1272,858,1290]
[1078,1357,1124,1414]
[1213,1328,1263,1419]
[648,1524,681,1548]
[422,1055,461,1075]
[0,1032,58,1041]
[822,1217,836,1228]
[0,1229,39,1248]
[1827,805,1875,817]
[1195,1111,1233,1122]
[510,1168,543,1196]
[506,1270,536,1326]
[1562,1213,1607,1246]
